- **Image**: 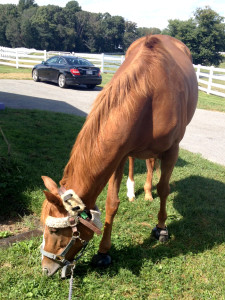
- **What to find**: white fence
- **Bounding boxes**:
[0,46,124,74]
[0,46,225,97]
[194,64,225,97]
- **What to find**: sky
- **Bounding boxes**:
[1,0,225,29]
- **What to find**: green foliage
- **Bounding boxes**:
[0,2,224,58]
[0,1,161,52]
[0,231,13,238]
[165,6,225,66]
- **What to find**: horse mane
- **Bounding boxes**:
[60,35,171,187]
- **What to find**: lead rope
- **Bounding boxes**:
[68,264,76,300]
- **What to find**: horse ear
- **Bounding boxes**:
[43,190,63,207]
[41,176,59,195]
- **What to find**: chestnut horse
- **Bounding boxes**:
[41,35,198,276]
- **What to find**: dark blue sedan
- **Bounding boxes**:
[32,55,102,89]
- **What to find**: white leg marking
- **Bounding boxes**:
[126,177,135,199]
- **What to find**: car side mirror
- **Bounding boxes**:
[42,61,47,65]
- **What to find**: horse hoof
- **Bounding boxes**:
[144,194,153,201]
[129,197,135,202]
[91,252,112,268]
[152,226,169,242]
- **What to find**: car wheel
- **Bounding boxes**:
[86,84,96,89]
[32,69,40,82]
[58,74,67,88]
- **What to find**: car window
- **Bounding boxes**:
[66,57,93,66]
[58,57,66,65]
[46,57,59,64]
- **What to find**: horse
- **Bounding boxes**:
[40,35,198,277]
[127,157,160,202]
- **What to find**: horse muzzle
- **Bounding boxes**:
[42,261,62,277]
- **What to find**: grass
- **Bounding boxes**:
[0,108,225,299]
[0,65,32,79]
[198,90,225,112]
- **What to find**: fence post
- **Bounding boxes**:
[16,49,19,69]
[196,64,200,81]
[44,50,47,61]
[101,53,104,73]
[207,66,214,94]
[121,55,125,64]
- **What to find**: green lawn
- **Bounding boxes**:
[0,108,225,299]
[198,90,225,112]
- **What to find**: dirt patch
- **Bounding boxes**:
[0,215,43,248]
[0,215,41,234]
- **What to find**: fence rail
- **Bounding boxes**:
[194,64,225,97]
[0,46,224,97]
[0,46,124,74]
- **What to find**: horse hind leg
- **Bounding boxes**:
[152,144,179,242]
[144,158,155,201]
[127,157,135,202]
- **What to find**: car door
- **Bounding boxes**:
[50,57,67,83]
[46,56,60,81]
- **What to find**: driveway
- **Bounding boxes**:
[0,79,100,117]
[0,80,225,166]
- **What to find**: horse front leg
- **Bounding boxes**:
[152,145,179,242]
[91,158,126,267]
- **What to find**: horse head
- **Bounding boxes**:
[41,176,102,277]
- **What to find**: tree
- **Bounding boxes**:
[65,0,81,12]
[6,19,21,47]
[99,13,125,52]
[165,6,225,66]
[123,21,138,50]
[20,7,38,47]
[0,4,19,46]
[18,0,37,12]
[165,19,197,51]
[193,6,225,66]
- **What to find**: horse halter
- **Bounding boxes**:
[41,187,102,278]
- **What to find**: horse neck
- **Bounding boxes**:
[60,117,125,209]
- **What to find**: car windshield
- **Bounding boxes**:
[65,57,93,66]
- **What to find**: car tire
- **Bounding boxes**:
[32,69,40,82]
[58,74,67,88]
[86,84,96,89]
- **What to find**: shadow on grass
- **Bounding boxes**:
[76,175,225,278]
[0,107,86,218]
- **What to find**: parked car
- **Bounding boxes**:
[32,55,102,89]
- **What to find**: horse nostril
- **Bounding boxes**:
[43,268,49,276]
[72,206,80,211]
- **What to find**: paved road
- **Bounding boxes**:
[0,79,101,117]
[0,80,225,166]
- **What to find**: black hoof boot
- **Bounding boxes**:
[91,252,112,268]
[152,226,169,242]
